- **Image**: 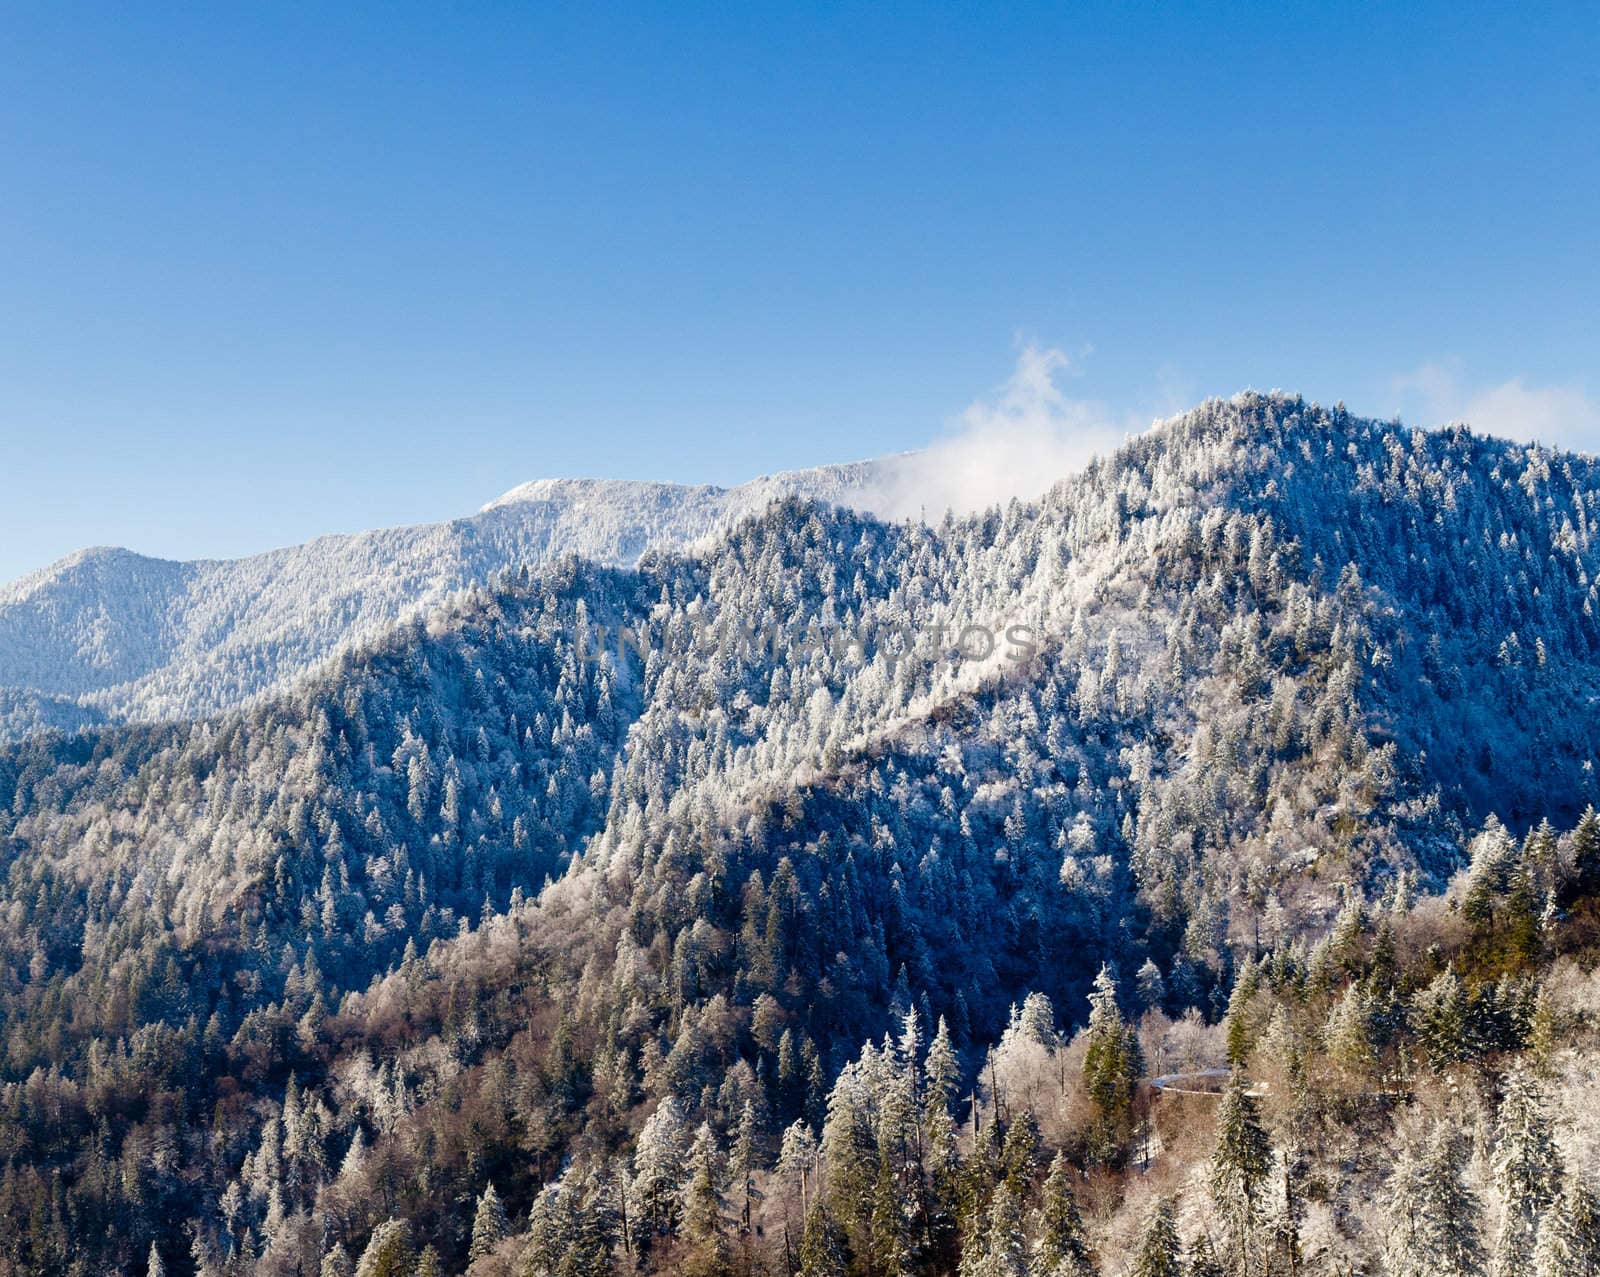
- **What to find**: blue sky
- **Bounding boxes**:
[2,2,1596,584]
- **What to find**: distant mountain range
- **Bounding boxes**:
[0,458,900,737]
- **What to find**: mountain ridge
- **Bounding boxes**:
[0,455,909,735]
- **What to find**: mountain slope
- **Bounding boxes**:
[0,458,897,735]
[4,394,1600,1273]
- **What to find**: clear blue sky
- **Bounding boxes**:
[2,2,1596,584]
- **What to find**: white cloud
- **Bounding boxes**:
[1391,360,1600,453]
[857,344,1140,520]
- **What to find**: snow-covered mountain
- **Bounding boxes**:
[8,394,1600,1273]
[0,457,901,734]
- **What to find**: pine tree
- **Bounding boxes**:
[730,1098,761,1235]
[523,1182,578,1277]
[868,1155,913,1277]
[578,1161,626,1271]
[632,1097,690,1254]
[146,1242,165,1277]
[1033,1153,1096,1276]
[821,1061,877,1236]
[681,1123,732,1277]
[1208,1073,1272,1273]
[354,1220,412,1277]
[1128,1197,1182,1277]
[1223,959,1257,1066]
[320,1244,354,1277]
[924,1080,964,1271]
[926,1016,960,1113]
[958,1180,1028,1277]
[1000,1110,1041,1196]
[1533,1170,1600,1275]
[1323,982,1376,1078]
[1186,1235,1224,1277]
[1464,816,1517,927]
[1383,1124,1483,1277]
[411,1246,443,1277]
[1082,965,1140,1165]
[1264,1148,1305,1274]
[1503,861,1544,967]
[777,1121,819,1219]
[1136,959,1166,1015]
[1492,1065,1562,1276]
[1427,1126,1484,1273]
[797,1203,849,1277]
[470,1182,509,1262]
[1570,806,1600,898]
[1415,966,1469,1070]
[1016,992,1057,1047]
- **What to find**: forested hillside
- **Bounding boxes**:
[3,394,1600,1275]
[0,459,889,736]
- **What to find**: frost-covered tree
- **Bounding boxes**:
[1383,1124,1483,1277]
[353,1220,412,1277]
[1033,1152,1096,1276]
[959,1181,1028,1277]
[1128,1198,1182,1277]
[1082,965,1141,1164]
[631,1097,691,1253]
[469,1182,509,1262]
[1491,1066,1562,1275]
[681,1123,732,1276]
[797,1204,849,1277]
[1532,1170,1600,1276]
[1209,1073,1272,1272]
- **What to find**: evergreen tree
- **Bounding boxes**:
[1082,965,1141,1165]
[778,1121,820,1219]
[354,1220,413,1277]
[1569,806,1600,898]
[1492,1065,1562,1275]
[1033,1153,1096,1276]
[1186,1235,1224,1277]
[1463,817,1517,928]
[924,1080,964,1270]
[869,1155,913,1277]
[1264,1148,1306,1274]
[1383,1125,1485,1277]
[681,1123,733,1277]
[1323,982,1376,1078]
[1223,959,1257,1066]
[470,1182,509,1262]
[730,1098,761,1235]
[1414,967,1469,1070]
[1208,1073,1272,1273]
[1000,1110,1041,1197]
[797,1204,849,1277]
[1532,1170,1600,1276]
[821,1061,878,1237]
[1128,1198,1182,1277]
[1135,959,1166,1015]
[926,1017,961,1113]
[523,1183,578,1277]
[632,1097,690,1254]
[1016,992,1057,1047]
[959,1181,1028,1277]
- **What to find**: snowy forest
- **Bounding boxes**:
[4,393,1600,1274]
